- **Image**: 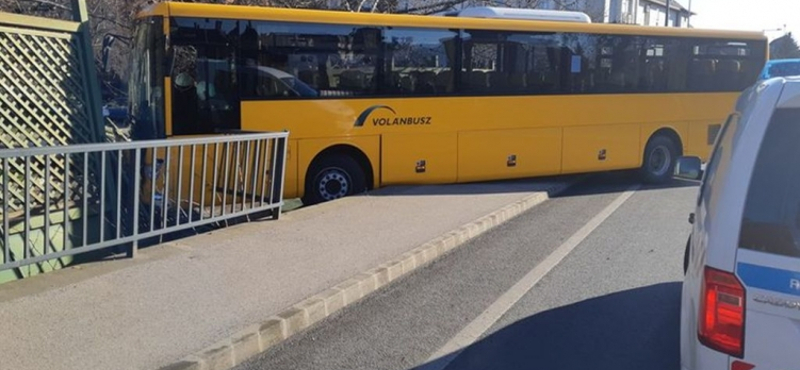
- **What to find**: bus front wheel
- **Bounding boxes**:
[641,135,679,184]
[303,155,366,206]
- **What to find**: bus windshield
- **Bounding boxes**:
[128,17,165,139]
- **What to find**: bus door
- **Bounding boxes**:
[170,18,241,136]
[161,18,247,212]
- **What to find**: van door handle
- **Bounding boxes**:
[689,213,695,225]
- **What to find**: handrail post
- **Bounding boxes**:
[271,134,288,220]
[129,149,141,259]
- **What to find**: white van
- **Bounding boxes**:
[677,77,800,370]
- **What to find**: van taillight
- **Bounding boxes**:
[698,266,746,358]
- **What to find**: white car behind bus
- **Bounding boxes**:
[677,77,800,370]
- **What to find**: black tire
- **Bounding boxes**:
[302,155,366,206]
[641,135,679,184]
[683,236,691,275]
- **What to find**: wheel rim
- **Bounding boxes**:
[648,145,671,177]
[316,167,350,201]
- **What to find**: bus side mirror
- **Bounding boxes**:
[102,35,116,72]
[674,156,703,181]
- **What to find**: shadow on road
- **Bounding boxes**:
[418,282,682,370]
[551,171,699,199]
[364,171,697,199]
[365,175,584,197]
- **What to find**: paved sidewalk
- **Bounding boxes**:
[0,179,572,370]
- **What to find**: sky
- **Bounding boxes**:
[688,0,800,40]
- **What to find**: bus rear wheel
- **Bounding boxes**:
[641,135,679,184]
[303,155,366,206]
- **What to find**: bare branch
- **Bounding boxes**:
[19,0,70,11]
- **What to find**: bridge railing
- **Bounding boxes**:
[0,132,289,272]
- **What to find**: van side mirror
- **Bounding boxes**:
[674,156,703,181]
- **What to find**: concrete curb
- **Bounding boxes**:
[159,181,576,370]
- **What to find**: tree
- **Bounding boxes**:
[0,0,152,100]
[770,33,800,60]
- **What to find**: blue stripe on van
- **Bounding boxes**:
[738,263,800,297]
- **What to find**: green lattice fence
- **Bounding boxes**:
[0,0,106,281]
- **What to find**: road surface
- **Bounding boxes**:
[234,171,696,370]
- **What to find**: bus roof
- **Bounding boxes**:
[138,2,765,41]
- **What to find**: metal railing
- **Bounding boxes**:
[0,132,289,272]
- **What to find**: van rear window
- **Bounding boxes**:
[739,108,800,257]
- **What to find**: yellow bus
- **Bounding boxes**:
[130,3,767,204]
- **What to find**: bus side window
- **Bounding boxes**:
[641,39,674,92]
[688,58,717,92]
[717,59,742,91]
[382,27,458,96]
[686,40,762,92]
[236,21,380,98]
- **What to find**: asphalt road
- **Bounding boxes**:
[234,171,696,370]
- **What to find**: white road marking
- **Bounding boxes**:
[421,184,641,370]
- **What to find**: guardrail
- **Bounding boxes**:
[0,132,289,273]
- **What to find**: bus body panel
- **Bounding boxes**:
[381,132,458,185]
[141,139,284,212]
[683,93,742,159]
[686,119,719,159]
[238,94,736,138]
[562,123,640,174]
[297,135,381,194]
[282,140,299,198]
[457,128,562,182]
[164,76,174,136]
[241,92,741,188]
